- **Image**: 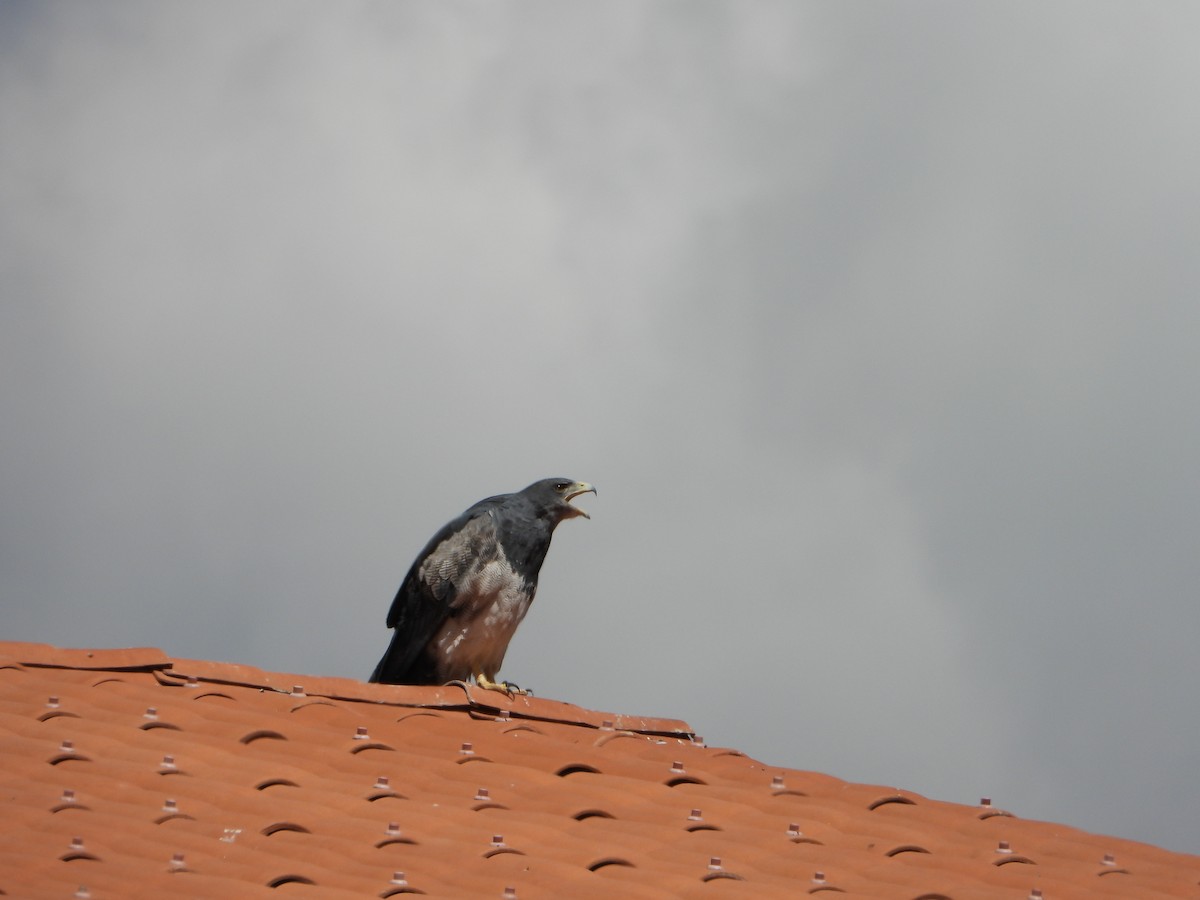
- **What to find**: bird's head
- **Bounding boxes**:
[526,477,597,521]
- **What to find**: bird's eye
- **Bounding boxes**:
[554,482,570,491]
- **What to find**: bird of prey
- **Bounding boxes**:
[369,478,596,694]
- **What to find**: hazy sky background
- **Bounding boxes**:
[3,2,1198,855]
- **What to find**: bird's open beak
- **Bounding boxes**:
[565,482,596,519]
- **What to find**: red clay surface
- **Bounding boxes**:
[1,641,1197,898]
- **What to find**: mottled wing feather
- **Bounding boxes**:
[414,512,502,613]
[376,507,501,680]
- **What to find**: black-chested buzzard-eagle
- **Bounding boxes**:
[369,478,595,694]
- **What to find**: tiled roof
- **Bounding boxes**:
[1,642,1197,899]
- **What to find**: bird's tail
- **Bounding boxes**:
[368,630,401,683]
[369,628,427,684]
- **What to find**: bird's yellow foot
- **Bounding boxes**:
[475,674,528,696]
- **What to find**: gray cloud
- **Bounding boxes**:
[3,1,1198,852]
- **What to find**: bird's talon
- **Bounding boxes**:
[475,674,519,695]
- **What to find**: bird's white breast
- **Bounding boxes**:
[430,545,533,682]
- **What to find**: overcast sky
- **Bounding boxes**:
[3,1,1198,855]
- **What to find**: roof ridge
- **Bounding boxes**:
[4,641,695,739]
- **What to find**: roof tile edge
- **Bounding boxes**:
[5,641,172,671]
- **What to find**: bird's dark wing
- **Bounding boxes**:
[371,505,502,683]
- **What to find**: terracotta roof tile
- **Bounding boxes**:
[1,641,1198,899]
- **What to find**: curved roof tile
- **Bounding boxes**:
[1,641,1197,899]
